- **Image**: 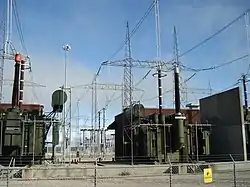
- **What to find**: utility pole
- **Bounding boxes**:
[94,78,98,157]
[91,79,95,156]
[102,107,106,157]
[173,27,186,163]
[0,0,13,102]
[245,12,250,74]
[154,0,165,163]
[68,87,72,164]
[243,74,249,119]
[76,99,80,155]
[242,74,249,162]
[98,110,101,157]
[62,44,71,163]
[154,0,163,117]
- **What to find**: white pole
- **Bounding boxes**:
[245,12,250,74]
[5,0,10,54]
[243,13,249,161]
[62,44,71,163]
[61,84,65,163]
[61,52,67,163]
[77,100,80,152]
[154,0,161,59]
[69,88,72,165]
[8,0,12,54]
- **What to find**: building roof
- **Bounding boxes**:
[107,107,200,130]
[0,103,44,112]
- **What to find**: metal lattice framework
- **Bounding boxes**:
[71,82,142,156]
[123,22,133,109]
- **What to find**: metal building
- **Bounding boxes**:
[200,87,248,161]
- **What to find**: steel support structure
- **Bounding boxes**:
[71,82,142,157]
[0,0,13,103]
[80,128,108,155]
[123,21,133,110]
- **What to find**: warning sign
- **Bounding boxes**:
[204,168,213,184]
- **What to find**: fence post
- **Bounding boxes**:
[230,154,236,187]
[168,156,172,187]
[94,160,97,187]
[6,168,9,187]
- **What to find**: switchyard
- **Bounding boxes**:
[0,53,60,166]
[1,0,250,186]
[108,104,207,163]
[107,86,250,164]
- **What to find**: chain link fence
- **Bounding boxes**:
[0,160,250,186]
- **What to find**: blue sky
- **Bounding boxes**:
[0,0,250,143]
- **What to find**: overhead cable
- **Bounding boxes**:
[108,1,155,61]
[13,0,28,54]
[13,0,39,102]
[132,8,250,95]
[181,54,249,72]
[220,81,240,92]
[94,0,155,78]
[134,69,152,87]
[166,8,250,64]
[102,8,250,105]
[89,0,156,106]
[142,73,197,103]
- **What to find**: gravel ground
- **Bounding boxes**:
[0,173,249,187]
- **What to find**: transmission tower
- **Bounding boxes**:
[122,21,133,110]
[71,82,142,156]
[0,0,13,103]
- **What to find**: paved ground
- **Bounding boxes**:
[0,172,249,187]
[1,161,250,187]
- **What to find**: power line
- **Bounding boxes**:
[182,54,249,72]
[220,81,240,93]
[89,0,156,113]
[108,1,155,61]
[13,0,27,54]
[165,8,250,65]
[125,8,250,91]
[142,73,197,103]
[12,0,38,102]
[134,69,152,87]
[95,2,247,107]
[94,0,155,78]
[94,8,250,108]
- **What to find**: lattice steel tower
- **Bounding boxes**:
[0,19,5,103]
[122,21,133,109]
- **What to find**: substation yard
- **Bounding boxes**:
[1,162,250,187]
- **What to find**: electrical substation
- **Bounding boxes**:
[108,86,250,164]
[0,53,61,166]
[1,2,250,186]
